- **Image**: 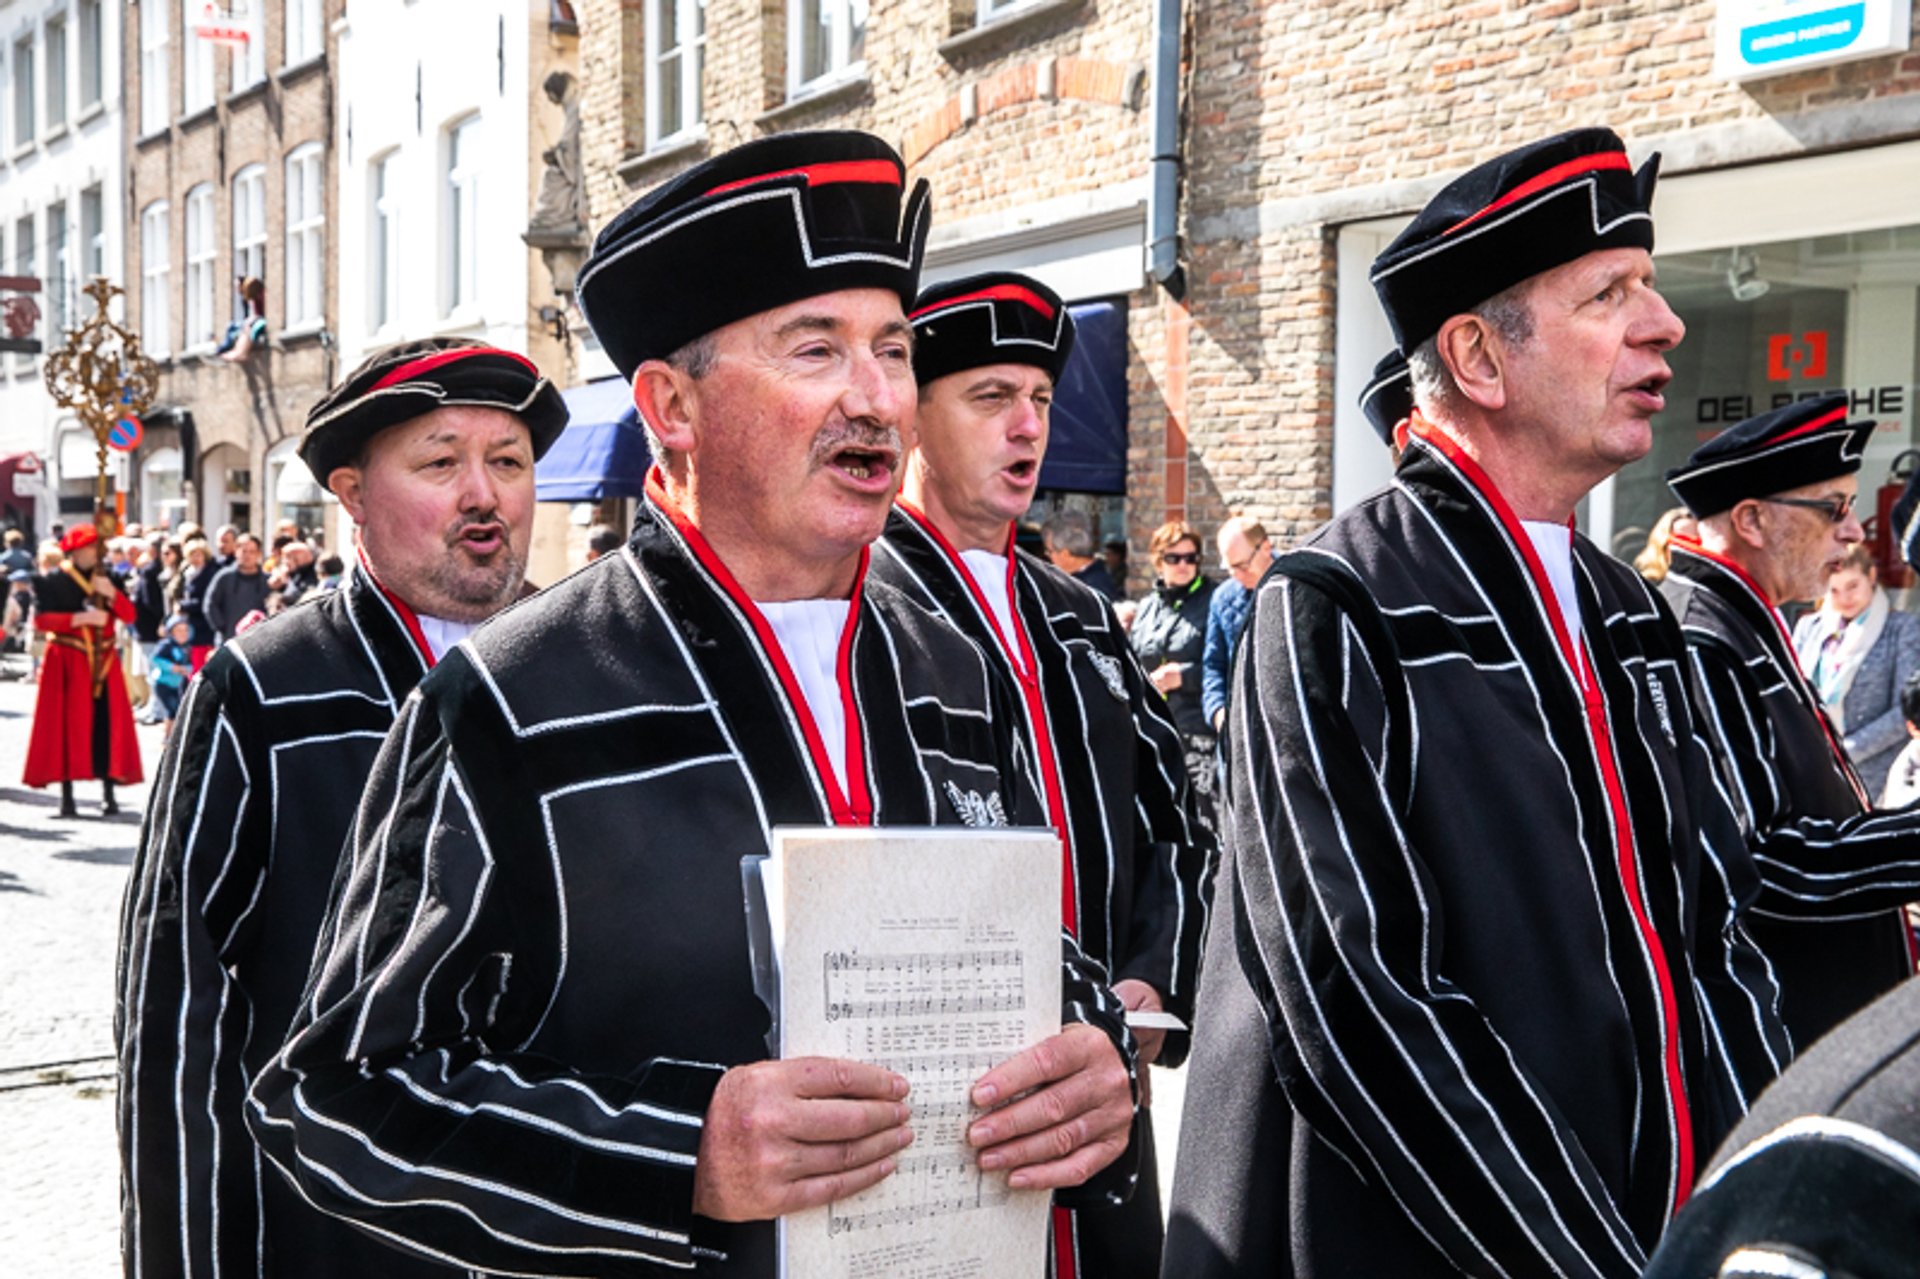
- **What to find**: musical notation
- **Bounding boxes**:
[822,949,1025,1021]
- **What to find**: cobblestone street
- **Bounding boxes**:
[0,666,162,1277]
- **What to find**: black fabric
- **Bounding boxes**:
[1169,435,1800,1278]
[117,565,450,1278]
[1667,393,1875,517]
[1661,545,1917,1048]
[1370,127,1658,353]
[1360,348,1413,446]
[1129,576,1217,738]
[1645,976,1920,1279]
[245,494,1136,1278]
[299,337,567,481]
[577,131,931,379]
[1893,470,1920,571]
[909,271,1076,386]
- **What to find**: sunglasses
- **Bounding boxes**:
[1160,551,1200,565]
[1760,493,1855,524]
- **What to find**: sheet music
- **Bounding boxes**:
[767,826,1060,1279]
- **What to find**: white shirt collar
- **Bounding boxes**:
[755,598,853,793]
[416,614,477,663]
[1520,520,1583,649]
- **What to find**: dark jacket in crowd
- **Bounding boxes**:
[1073,559,1123,602]
[1130,574,1218,737]
[131,560,167,643]
[176,563,219,649]
[279,562,321,609]
[204,565,271,642]
[1201,577,1253,730]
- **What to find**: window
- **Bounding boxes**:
[286,0,323,68]
[369,150,399,332]
[13,32,36,147]
[140,200,170,357]
[231,0,265,92]
[181,0,214,114]
[12,214,35,365]
[646,0,705,146]
[80,183,105,278]
[787,0,865,98]
[140,0,169,134]
[978,0,1036,20]
[45,13,66,132]
[183,184,216,348]
[78,0,103,110]
[47,200,68,339]
[444,116,480,315]
[231,164,265,316]
[285,144,325,327]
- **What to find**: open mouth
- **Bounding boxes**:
[829,443,898,486]
[455,524,506,555]
[1626,370,1671,411]
[1004,458,1039,484]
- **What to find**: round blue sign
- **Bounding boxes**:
[109,416,145,452]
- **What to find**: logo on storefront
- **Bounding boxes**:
[1767,331,1829,381]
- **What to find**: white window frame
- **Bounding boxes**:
[77,0,103,111]
[183,183,217,349]
[11,213,35,366]
[47,198,69,340]
[181,0,215,114]
[443,115,481,318]
[44,12,67,132]
[141,199,172,357]
[285,0,323,69]
[786,0,865,100]
[645,0,705,148]
[978,0,1037,19]
[80,183,104,278]
[231,163,265,317]
[13,31,37,147]
[284,142,325,329]
[231,0,266,92]
[140,0,169,135]
[368,149,400,334]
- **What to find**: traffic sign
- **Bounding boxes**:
[109,416,145,452]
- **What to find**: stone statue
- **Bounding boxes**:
[528,71,585,241]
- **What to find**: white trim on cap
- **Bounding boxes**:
[1360,363,1412,414]
[1698,1114,1920,1196]
[1668,424,1868,486]
[303,380,551,438]
[1369,175,1651,284]
[910,295,1069,355]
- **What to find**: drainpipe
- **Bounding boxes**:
[1147,0,1185,299]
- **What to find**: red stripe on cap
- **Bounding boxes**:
[370,347,539,392]
[1445,150,1632,235]
[703,159,902,199]
[910,283,1057,322]
[1770,404,1849,444]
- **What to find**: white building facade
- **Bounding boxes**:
[0,0,124,539]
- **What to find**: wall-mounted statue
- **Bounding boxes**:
[528,71,586,242]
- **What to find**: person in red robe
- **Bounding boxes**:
[25,523,142,816]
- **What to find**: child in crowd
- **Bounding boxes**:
[149,615,194,740]
[1879,670,1920,808]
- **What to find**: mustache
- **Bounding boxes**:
[809,422,903,467]
[445,512,508,545]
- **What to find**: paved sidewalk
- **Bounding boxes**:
[0,665,162,1277]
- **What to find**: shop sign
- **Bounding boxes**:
[1716,0,1913,81]
[1693,384,1907,426]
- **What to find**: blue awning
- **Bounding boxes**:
[537,378,654,502]
[1040,300,1130,496]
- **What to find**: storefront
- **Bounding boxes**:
[1332,139,1920,568]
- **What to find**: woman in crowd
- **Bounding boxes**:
[1793,544,1920,801]
[172,537,220,673]
[1130,520,1219,830]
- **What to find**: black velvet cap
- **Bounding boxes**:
[1892,472,1920,571]
[1370,128,1660,353]
[1666,394,1876,518]
[299,338,567,485]
[1360,350,1413,446]
[910,272,1076,386]
[576,131,932,379]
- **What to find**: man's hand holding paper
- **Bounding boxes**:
[965,1022,1134,1190]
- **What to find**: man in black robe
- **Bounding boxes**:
[245,132,1137,1279]
[116,338,568,1278]
[1166,128,1803,1278]
[871,271,1214,1278]
[1662,395,1919,1050]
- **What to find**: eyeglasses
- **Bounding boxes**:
[1159,551,1200,565]
[1224,541,1271,574]
[1760,493,1856,524]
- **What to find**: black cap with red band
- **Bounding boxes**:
[1666,393,1876,518]
[1360,349,1413,447]
[1370,127,1661,354]
[909,272,1075,387]
[576,130,932,380]
[299,337,568,485]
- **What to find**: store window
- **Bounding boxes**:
[1605,224,1920,560]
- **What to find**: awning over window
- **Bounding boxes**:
[1041,300,1130,496]
[538,378,654,502]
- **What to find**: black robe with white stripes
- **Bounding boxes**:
[116,564,456,1278]
[1169,427,1796,1279]
[245,486,1135,1279]
[1660,541,1916,1049]
[873,506,1216,1279]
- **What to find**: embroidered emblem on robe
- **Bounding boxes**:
[943,780,1008,827]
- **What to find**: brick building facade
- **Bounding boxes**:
[572,0,1920,582]
[122,0,343,536]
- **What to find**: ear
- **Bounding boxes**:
[632,362,698,458]
[329,467,367,525]
[1728,500,1769,551]
[1435,313,1508,412]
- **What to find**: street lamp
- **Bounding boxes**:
[42,277,159,538]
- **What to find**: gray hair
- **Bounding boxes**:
[1407,282,1536,416]
[636,332,719,465]
[1043,509,1097,558]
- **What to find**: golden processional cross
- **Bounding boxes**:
[42,277,159,538]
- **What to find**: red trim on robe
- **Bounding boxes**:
[356,548,438,670]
